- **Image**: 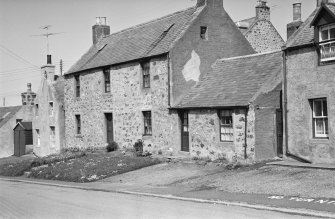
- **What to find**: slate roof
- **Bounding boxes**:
[236,17,258,35]
[286,3,335,48]
[174,51,282,108]
[66,7,203,75]
[0,106,22,128]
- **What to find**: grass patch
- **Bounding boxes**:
[29,151,161,183]
[0,156,36,177]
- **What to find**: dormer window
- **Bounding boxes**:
[318,24,335,63]
[200,26,208,40]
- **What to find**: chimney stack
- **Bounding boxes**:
[196,0,223,8]
[27,83,32,92]
[287,3,303,40]
[256,0,270,20]
[47,55,52,65]
[317,0,327,7]
[92,17,110,45]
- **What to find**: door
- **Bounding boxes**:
[180,111,189,152]
[105,113,114,144]
[14,130,25,157]
[276,109,283,157]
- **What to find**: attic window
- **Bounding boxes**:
[98,44,107,51]
[320,24,335,42]
[200,26,208,40]
[319,24,335,62]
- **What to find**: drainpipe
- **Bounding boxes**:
[167,53,171,108]
[282,47,312,164]
[244,108,248,160]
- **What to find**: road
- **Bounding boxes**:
[0,180,316,219]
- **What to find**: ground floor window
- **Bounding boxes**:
[312,98,328,138]
[50,126,55,147]
[219,110,233,142]
[36,129,40,146]
[143,111,152,136]
[75,115,81,135]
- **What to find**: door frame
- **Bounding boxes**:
[104,112,114,144]
[179,110,190,152]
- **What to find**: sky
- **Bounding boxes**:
[0,0,316,106]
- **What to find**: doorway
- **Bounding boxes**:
[105,113,114,144]
[276,109,283,157]
[180,111,189,152]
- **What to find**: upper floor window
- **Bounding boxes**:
[143,111,152,136]
[311,98,328,138]
[49,102,54,117]
[35,104,39,116]
[200,26,208,40]
[103,68,111,93]
[75,75,80,97]
[319,24,335,62]
[219,110,234,142]
[141,61,150,88]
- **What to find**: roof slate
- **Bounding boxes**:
[66,7,202,74]
[286,4,335,48]
[0,106,22,128]
[174,51,282,108]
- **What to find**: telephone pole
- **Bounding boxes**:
[60,59,63,75]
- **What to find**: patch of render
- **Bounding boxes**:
[182,50,201,82]
[64,56,180,155]
[246,21,284,53]
[188,108,255,162]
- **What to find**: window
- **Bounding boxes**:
[143,111,152,135]
[141,61,150,88]
[49,102,54,117]
[75,115,81,135]
[219,110,234,142]
[319,24,335,62]
[200,26,208,40]
[36,104,39,116]
[50,127,55,147]
[103,68,111,93]
[36,129,40,146]
[312,98,329,138]
[75,75,80,97]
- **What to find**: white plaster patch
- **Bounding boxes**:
[182,50,201,82]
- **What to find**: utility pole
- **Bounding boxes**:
[3,97,5,107]
[60,59,63,76]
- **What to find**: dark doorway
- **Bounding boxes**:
[105,113,114,144]
[276,109,283,157]
[180,111,189,152]
[13,122,32,157]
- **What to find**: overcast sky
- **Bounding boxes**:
[0,0,316,106]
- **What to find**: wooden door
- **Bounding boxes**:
[14,130,25,157]
[180,111,189,152]
[105,113,114,144]
[276,109,283,157]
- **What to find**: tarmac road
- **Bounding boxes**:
[0,180,315,219]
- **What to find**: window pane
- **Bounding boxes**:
[325,119,329,135]
[321,29,329,41]
[315,118,325,135]
[323,100,328,116]
[330,27,335,40]
[314,100,322,116]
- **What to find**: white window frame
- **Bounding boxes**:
[319,24,335,42]
[312,98,329,138]
[219,110,234,142]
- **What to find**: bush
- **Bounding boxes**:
[133,139,143,155]
[106,141,118,152]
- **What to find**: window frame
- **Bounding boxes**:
[49,101,54,117]
[218,110,234,142]
[141,61,150,88]
[318,23,335,63]
[143,111,152,136]
[103,68,111,93]
[75,115,81,135]
[311,98,329,139]
[75,75,80,98]
[200,26,208,40]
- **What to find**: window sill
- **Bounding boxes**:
[309,138,330,144]
[102,93,112,97]
[75,134,83,138]
[142,135,152,140]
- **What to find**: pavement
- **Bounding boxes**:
[268,160,335,170]
[1,160,335,219]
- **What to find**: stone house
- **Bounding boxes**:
[236,0,285,53]
[283,0,335,164]
[32,55,65,156]
[173,51,283,161]
[0,84,35,158]
[64,0,256,157]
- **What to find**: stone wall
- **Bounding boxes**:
[188,108,255,162]
[0,106,34,158]
[286,46,335,164]
[64,55,180,154]
[245,20,284,53]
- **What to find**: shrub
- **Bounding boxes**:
[106,141,118,152]
[133,139,143,155]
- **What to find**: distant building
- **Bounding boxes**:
[236,0,285,53]
[283,0,335,164]
[64,0,256,160]
[0,84,35,158]
[32,55,65,156]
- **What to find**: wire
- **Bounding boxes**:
[0,44,38,68]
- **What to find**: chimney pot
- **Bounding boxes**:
[293,3,302,21]
[27,83,32,92]
[47,55,52,64]
[92,17,110,45]
[317,0,329,7]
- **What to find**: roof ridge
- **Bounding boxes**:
[217,50,281,62]
[103,7,196,40]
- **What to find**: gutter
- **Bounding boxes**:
[282,48,312,164]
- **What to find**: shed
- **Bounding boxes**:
[13,122,33,157]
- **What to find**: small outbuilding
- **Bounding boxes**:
[13,122,33,157]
